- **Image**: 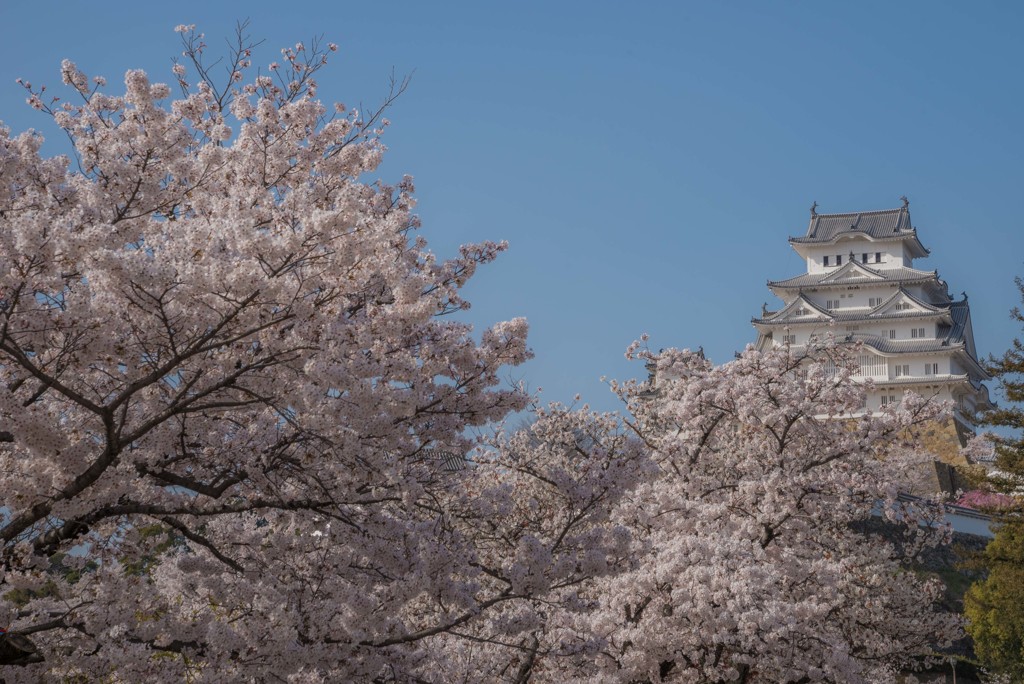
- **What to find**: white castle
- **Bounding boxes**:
[753,199,991,437]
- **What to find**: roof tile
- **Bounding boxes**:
[797,207,911,243]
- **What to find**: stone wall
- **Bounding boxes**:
[904,419,974,496]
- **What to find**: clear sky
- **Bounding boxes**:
[2,2,1023,414]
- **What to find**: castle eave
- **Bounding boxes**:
[767,265,941,291]
[791,204,930,258]
[871,374,970,388]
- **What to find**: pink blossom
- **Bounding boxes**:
[956,489,1017,511]
[0,31,960,684]
[0,35,537,681]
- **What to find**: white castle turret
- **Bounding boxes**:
[753,199,991,438]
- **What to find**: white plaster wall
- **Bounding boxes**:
[865,384,955,412]
[801,241,909,272]
[862,322,935,341]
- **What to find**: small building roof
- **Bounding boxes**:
[430,450,468,472]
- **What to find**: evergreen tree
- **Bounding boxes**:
[964,277,1024,677]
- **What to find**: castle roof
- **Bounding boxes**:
[789,205,929,258]
[765,299,969,348]
[767,261,943,292]
[753,288,950,326]
[872,374,971,388]
[846,333,958,355]
[753,298,987,378]
[754,202,990,416]
[846,300,986,376]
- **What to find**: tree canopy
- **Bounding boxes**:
[0,27,963,683]
[536,341,961,683]
[0,26,543,680]
[964,276,1024,679]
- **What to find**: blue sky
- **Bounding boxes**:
[2,2,1023,414]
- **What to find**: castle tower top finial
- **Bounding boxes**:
[810,200,818,217]
[900,195,909,209]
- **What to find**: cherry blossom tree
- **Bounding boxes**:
[0,25,641,682]
[521,341,962,683]
[0,24,965,682]
[386,342,965,683]
[407,407,650,683]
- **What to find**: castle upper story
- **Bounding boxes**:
[752,198,991,422]
[792,198,929,274]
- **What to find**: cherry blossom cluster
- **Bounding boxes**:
[0,28,962,681]
[0,28,553,681]
[547,341,962,682]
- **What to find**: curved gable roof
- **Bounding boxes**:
[768,264,940,291]
[873,287,944,316]
[803,207,911,242]
[818,260,888,284]
[789,204,929,257]
[753,293,832,324]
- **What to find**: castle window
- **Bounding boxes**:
[869,297,882,307]
[911,327,926,338]
[862,253,869,263]
[836,254,843,265]
[924,363,939,375]
[889,329,897,339]
[894,364,910,377]
[875,252,882,263]
[823,256,830,266]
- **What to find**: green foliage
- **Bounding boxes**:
[983,277,1024,493]
[2,552,98,607]
[3,579,60,609]
[965,522,1024,679]
[120,524,180,577]
[965,277,1024,677]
